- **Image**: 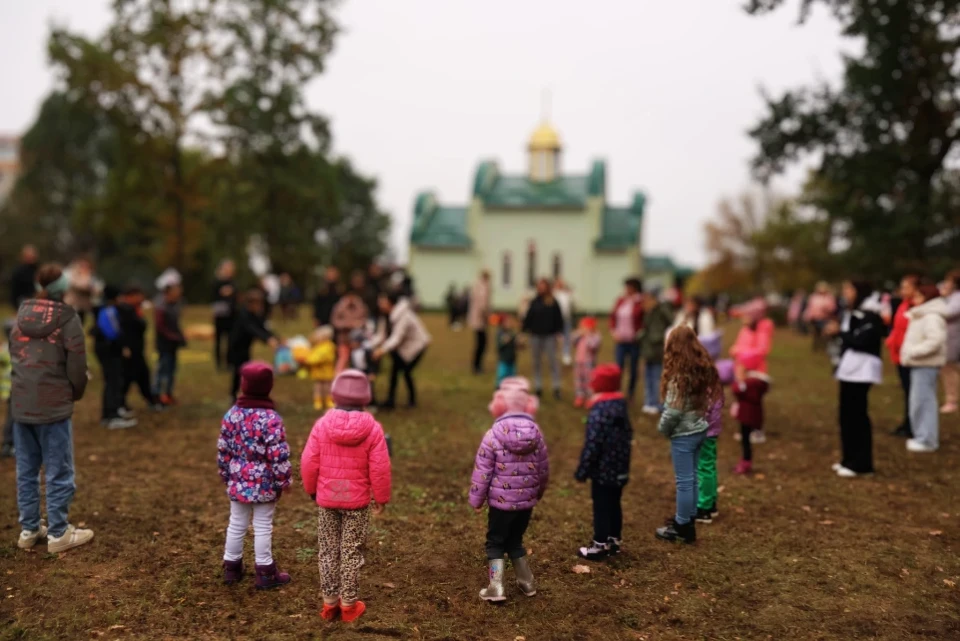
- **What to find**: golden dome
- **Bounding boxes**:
[528,121,562,151]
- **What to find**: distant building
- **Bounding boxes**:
[408,120,688,312]
[0,135,20,209]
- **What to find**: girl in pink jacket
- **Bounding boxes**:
[470,383,549,604]
[300,369,391,623]
[729,299,774,444]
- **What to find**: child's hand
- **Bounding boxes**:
[473,506,484,515]
[122,347,131,358]
[371,502,384,516]
[268,337,280,349]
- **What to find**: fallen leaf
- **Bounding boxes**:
[801,506,812,512]
[945,579,956,588]
[77,522,86,528]
[382,582,396,589]
[88,455,98,462]
[937,566,944,572]
[900,568,910,576]
[572,565,591,574]
[108,625,125,631]
[929,530,944,536]
[734,507,745,514]
[717,485,726,494]
[515,637,526,641]
[940,513,951,519]
[819,520,834,525]
[755,473,766,480]
[288,614,303,619]
[153,531,160,536]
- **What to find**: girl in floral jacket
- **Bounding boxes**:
[217,361,292,590]
[470,384,549,604]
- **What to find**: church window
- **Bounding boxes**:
[552,253,562,280]
[527,241,537,288]
[502,252,512,288]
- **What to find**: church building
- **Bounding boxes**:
[408,121,661,313]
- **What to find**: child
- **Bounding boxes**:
[228,288,278,401]
[301,369,392,622]
[731,353,771,475]
[495,313,521,388]
[93,285,136,429]
[117,285,160,413]
[695,395,724,523]
[639,292,674,414]
[470,385,548,603]
[154,282,187,405]
[218,361,292,589]
[729,298,774,443]
[348,328,378,408]
[575,363,632,560]
[0,320,12,458]
[655,326,722,544]
[572,317,602,408]
[304,326,336,410]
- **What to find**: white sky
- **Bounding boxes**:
[0,0,847,267]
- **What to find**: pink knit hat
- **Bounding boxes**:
[498,376,531,391]
[489,387,538,418]
[240,361,274,398]
[331,369,372,407]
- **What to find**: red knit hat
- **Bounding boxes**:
[579,316,597,331]
[590,363,622,394]
[332,369,372,408]
[240,361,274,398]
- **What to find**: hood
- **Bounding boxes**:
[16,299,77,339]
[492,413,541,455]
[908,297,947,320]
[321,409,377,446]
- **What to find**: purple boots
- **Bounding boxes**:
[223,560,244,585]
[254,563,291,590]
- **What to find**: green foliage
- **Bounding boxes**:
[745,0,960,279]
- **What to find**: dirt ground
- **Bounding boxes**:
[1,309,958,641]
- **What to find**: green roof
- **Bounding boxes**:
[410,192,471,249]
[596,206,640,250]
[644,255,677,272]
[472,160,607,208]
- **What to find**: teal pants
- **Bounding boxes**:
[697,436,718,510]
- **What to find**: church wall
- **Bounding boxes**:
[589,252,639,313]
[408,249,479,309]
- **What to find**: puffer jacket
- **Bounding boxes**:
[901,297,948,368]
[301,409,391,510]
[469,413,550,511]
[217,406,292,503]
[658,386,712,439]
[705,397,724,437]
[574,394,632,486]
[729,318,774,373]
[10,299,88,424]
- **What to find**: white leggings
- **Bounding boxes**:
[224,501,276,565]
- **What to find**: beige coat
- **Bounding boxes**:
[901,298,948,368]
[378,299,431,362]
[467,279,491,331]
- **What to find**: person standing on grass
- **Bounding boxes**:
[371,292,431,410]
[695,392,724,525]
[228,289,279,401]
[91,285,136,430]
[729,298,774,444]
[885,274,920,438]
[730,352,770,476]
[575,363,632,561]
[468,270,492,375]
[938,270,960,414]
[11,263,93,553]
[804,282,838,352]
[554,278,575,366]
[301,369,392,622]
[639,290,674,415]
[218,361,292,589]
[823,281,884,478]
[654,326,722,545]
[495,313,522,389]
[154,282,187,406]
[212,259,238,371]
[470,384,547,603]
[572,317,601,408]
[313,266,344,328]
[609,278,645,402]
[901,284,948,454]
[9,245,39,311]
[522,278,565,399]
[117,285,161,414]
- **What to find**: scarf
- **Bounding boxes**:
[235,394,275,411]
[586,391,626,409]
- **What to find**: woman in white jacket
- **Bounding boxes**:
[669,297,716,338]
[372,292,431,410]
[900,284,949,453]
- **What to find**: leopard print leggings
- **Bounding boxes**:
[317,506,370,602]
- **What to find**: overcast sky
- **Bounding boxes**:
[0,0,848,266]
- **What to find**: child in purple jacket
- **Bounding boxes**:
[469,384,548,603]
[695,397,724,524]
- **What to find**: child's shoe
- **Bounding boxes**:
[1,443,15,458]
[319,600,340,621]
[223,559,244,585]
[695,508,714,524]
[254,563,291,590]
[313,397,322,411]
[159,394,176,406]
[479,559,507,602]
[574,397,584,409]
[733,459,753,475]
[17,525,47,549]
[577,540,610,561]
[512,557,537,597]
[655,518,696,544]
[340,599,366,622]
[606,537,622,556]
[47,524,94,553]
[750,430,766,444]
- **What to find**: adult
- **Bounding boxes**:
[554,278,575,366]
[332,289,370,373]
[445,283,461,329]
[260,273,280,319]
[804,282,838,352]
[901,284,948,453]
[313,266,344,328]
[669,296,715,338]
[885,274,920,438]
[212,259,238,371]
[638,290,674,414]
[824,281,884,478]
[10,263,92,552]
[9,245,38,310]
[468,271,492,374]
[522,278,565,399]
[372,292,431,409]
[787,290,807,334]
[609,278,644,401]
[64,256,101,326]
[939,270,960,414]
[350,270,379,326]
[278,272,301,321]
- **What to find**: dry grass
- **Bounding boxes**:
[1,309,959,641]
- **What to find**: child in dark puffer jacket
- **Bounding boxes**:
[575,363,633,560]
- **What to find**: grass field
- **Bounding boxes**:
[1,309,959,641]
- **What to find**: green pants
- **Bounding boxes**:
[697,436,718,510]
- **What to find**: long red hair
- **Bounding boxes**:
[661,326,721,411]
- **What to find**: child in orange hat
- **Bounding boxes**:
[573,317,602,408]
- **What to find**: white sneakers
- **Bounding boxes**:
[47,525,95,553]
[18,525,48,549]
[641,406,660,416]
[834,465,858,478]
[105,417,138,430]
[906,439,937,453]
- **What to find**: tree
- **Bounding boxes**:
[745,0,960,279]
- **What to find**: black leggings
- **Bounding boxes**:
[741,424,753,461]
[486,507,532,560]
[591,483,623,543]
[214,316,233,370]
[386,350,425,407]
[473,329,487,373]
[123,353,155,406]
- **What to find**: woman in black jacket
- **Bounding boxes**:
[824,280,884,478]
[522,278,565,398]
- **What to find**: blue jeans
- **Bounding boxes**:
[496,361,517,388]
[910,367,940,449]
[644,361,663,410]
[614,342,640,400]
[670,432,706,525]
[15,420,75,537]
[154,350,178,397]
